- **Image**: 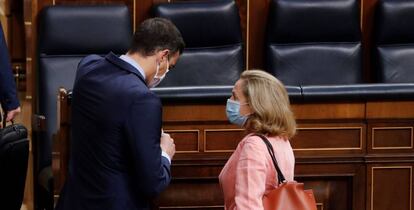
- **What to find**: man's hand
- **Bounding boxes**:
[6,106,21,122]
[160,133,176,159]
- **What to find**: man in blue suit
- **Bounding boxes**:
[55,18,185,210]
[0,22,20,124]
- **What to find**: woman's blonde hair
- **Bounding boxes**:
[240,70,296,139]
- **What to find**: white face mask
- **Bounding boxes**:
[148,58,170,88]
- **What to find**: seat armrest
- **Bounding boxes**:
[302,83,414,102]
[32,114,46,132]
[151,86,233,103]
[151,85,303,103]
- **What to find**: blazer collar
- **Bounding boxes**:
[105,52,146,83]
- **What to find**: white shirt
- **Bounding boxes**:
[119,54,146,80]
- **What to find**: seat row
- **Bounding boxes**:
[33,0,414,209]
[153,0,414,88]
[151,0,414,102]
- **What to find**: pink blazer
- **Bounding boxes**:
[219,134,295,210]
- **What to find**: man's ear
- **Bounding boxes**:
[157,49,170,61]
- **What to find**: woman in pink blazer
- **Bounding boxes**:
[219,70,296,210]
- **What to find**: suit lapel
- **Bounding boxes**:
[105,52,146,84]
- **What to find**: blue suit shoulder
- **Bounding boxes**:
[78,54,103,72]
[75,54,104,82]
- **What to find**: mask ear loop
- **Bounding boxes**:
[240,102,254,117]
[166,56,170,72]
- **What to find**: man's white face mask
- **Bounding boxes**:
[148,58,169,88]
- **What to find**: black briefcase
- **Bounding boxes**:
[0,116,29,210]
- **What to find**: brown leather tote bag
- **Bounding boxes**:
[257,134,317,210]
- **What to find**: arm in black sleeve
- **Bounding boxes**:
[0,22,19,111]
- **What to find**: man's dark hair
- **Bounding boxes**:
[129,17,185,56]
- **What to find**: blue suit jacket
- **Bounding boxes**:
[0,22,19,112]
[55,53,171,210]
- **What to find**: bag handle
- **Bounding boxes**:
[256,134,286,184]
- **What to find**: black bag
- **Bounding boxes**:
[0,113,29,210]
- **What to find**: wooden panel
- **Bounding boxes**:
[361,0,378,82]
[204,129,245,152]
[23,0,31,22]
[135,0,152,29]
[53,89,71,195]
[369,166,413,210]
[171,164,224,179]
[235,0,247,68]
[163,102,366,122]
[26,0,43,100]
[293,126,363,152]
[163,104,228,122]
[372,127,413,150]
[25,57,32,99]
[297,176,352,210]
[247,0,269,69]
[23,0,32,96]
[12,62,26,90]
[296,163,366,210]
[367,102,414,119]
[292,103,365,120]
[9,0,26,60]
[368,122,414,154]
[165,130,199,153]
[157,178,224,209]
[52,151,60,194]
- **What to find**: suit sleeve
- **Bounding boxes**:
[125,91,171,198]
[0,22,19,111]
[234,137,267,210]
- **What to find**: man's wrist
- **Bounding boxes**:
[161,151,171,164]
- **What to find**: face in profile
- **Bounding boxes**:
[158,51,180,77]
[226,79,253,126]
[231,79,253,116]
[149,50,181,88]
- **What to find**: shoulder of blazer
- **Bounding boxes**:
[74,54,104,82]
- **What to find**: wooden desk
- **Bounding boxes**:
[54,89,414,210]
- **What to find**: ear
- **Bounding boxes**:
[156,49,170,61]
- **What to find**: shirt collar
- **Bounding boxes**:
[119,54,146,80]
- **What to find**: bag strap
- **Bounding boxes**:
[2,114,5,128]
[256,134,286,184]
[1,105,5,128]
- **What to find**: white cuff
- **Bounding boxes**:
[161,151,171,164]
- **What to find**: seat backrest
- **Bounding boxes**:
[266,0,362,86]
[153,0,244,87]
[37,4,131,176]
[374,0,414,83]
